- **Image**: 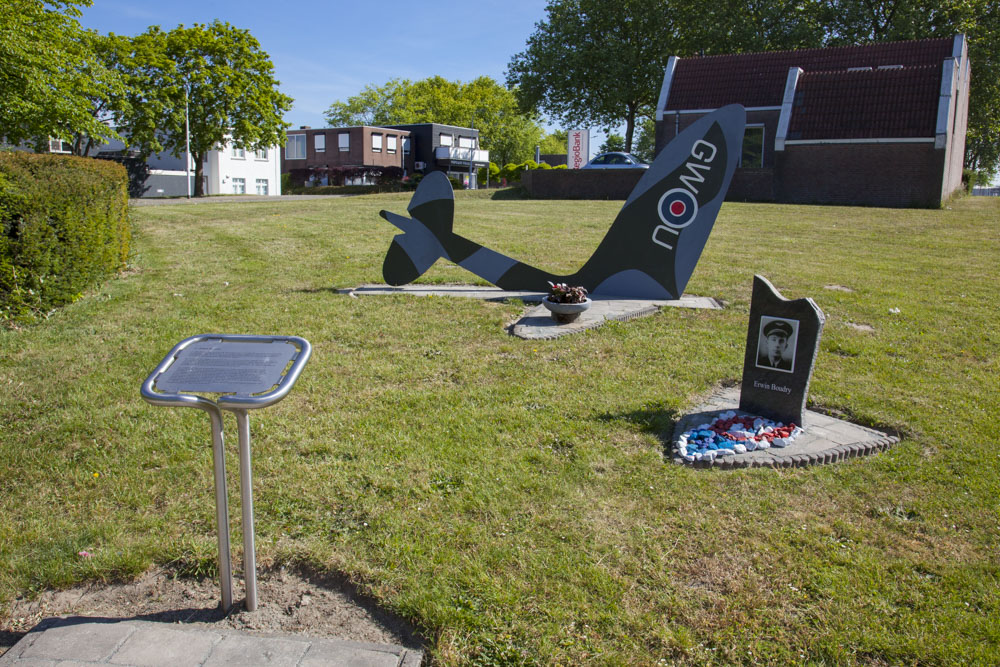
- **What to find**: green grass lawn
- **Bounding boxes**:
[2,191,998,664]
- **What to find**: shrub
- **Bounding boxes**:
[962,168,978,193]
[0,152,131,324]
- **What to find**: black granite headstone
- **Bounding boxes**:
[739,275,824,426]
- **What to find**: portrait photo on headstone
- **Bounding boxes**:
[756,316,799,373]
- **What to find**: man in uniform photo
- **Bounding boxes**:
[757,318,795,372]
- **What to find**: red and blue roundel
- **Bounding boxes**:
[657,188,699,229]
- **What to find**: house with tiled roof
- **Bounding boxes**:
[655,36,970,207]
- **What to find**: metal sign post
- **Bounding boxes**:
[141,334,311,612]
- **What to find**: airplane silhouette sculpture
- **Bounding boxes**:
[380,104,745,300]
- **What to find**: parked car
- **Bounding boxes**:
[581,152,649,169]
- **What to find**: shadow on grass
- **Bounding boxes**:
[596,402,682,452]
[489,187,531,200]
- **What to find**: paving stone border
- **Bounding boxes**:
[670,388,899,469]
[0,617,422,667]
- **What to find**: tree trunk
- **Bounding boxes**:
[624,105,637,154]
[193,152,204,197]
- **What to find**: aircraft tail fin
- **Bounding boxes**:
[406,171,454,237]
[378,172,455,285]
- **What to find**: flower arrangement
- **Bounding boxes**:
[547,281,589,304]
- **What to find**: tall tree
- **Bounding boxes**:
[0,0,121,148]
[324,76,544,165]
[506,0,679,152]
[538,130,568,155]
[630,117,657,162]
[115,21,292,196]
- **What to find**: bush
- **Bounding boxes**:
[497,159,556,184]
[962,168,978,193]
[0,152,131,324]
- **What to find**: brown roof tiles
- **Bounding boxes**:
[665,37,953,110]
[787,66,942,139]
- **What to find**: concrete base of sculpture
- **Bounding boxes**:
[338,284,721,340]
[671,387,898,469]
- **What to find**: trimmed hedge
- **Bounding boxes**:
[1,152,131,323]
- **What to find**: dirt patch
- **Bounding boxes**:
[824,284,854,292]
[0,565,424,658]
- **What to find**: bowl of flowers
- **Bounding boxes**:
[542,282,592,323]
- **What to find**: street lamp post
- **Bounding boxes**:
[185,82,192,199]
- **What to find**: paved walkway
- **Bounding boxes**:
[0,617,421,667]
[341,284,722,340]
[130,195,346,206]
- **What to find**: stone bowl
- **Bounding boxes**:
[542,297,592,323]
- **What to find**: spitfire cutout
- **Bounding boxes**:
[379,104,746,300]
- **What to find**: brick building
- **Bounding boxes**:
[282,123,489,188]
[655,36,970,207]
[283,126,411,186]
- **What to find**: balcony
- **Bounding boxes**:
[434,146,490,166]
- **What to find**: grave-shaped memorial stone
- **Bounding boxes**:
[739,275,825,426]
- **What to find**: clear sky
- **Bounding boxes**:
[78,0,552,132]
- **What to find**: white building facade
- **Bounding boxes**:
[203,143,282,196]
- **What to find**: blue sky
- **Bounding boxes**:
[78,0,552,132]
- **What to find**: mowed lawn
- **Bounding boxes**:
[1,190,998,664]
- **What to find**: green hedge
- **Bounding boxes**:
[1,151,131,324]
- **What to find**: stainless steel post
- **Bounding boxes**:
[142,334,311,614]
[205,405,234,612]
[234,408,257,611]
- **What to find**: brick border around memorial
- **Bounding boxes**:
[669,433,900,469]
[667,387,901,470]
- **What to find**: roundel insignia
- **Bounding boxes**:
[657,188,699,229]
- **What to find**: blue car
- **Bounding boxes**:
[581,152,649,169]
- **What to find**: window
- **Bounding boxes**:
[740,126,764,168]
[458,136,474,149]
[439,134,453,147]
[254,148,268,160]
[387,135,397,153]
[315,134,325,152]
[403,137,411,154]
[232,177,246,194]
[372,133,383,152]
[48,138,72,154]
[286,134,306,160]
[255,179,269,195]
[339,133,350,151]
[232,146,245,159]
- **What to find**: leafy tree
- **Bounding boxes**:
[114,21,292,196]
[631,117,657,162]
[598,134,625,153]
[0,0,121,149]
[507,0,679,152]
[324,76,544,165]
[325,79,407,126]
[538,130,568,155]
[676,0,826,54]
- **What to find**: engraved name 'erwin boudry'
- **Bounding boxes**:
[753,379,792,394]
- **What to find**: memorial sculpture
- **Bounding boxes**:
[380,104,746,300]
[739,275,825,426]
[675,277,826,465]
